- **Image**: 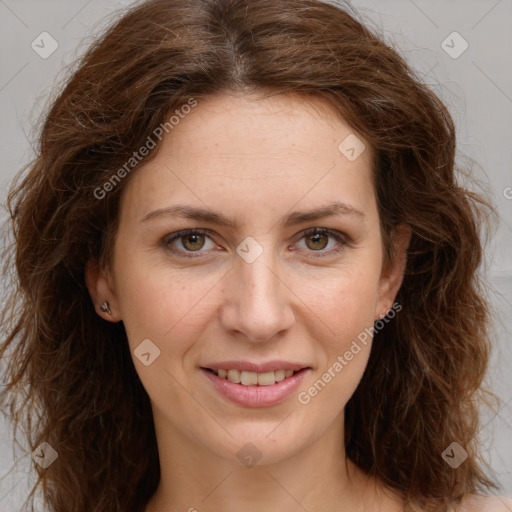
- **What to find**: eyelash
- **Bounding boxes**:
[161,228,349,259]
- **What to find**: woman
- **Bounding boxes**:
[1,0,510,511]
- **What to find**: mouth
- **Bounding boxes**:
[203,367,303,386]
[200,363,311,407]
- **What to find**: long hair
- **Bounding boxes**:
[0,0,498,510]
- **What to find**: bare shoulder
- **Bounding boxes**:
[458,494,512,512]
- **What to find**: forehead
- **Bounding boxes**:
[157,92,372,167]
[119,92,376,225]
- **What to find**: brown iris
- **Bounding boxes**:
[304,231,329,251]
[182,233,206,251]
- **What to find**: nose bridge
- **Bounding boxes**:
[221,237,294,342]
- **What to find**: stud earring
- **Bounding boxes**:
[99,301,112,315]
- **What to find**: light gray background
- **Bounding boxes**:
[0,0,511,510]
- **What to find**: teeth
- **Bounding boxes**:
[241,371,258,385]
[213,368,299,385]
[274,369,285,382]
[227,369,241,383]
[257,372,275,386]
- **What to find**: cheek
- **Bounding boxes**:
[114,236,382,353]
[299,276,376,407]
[113,254,220,350]
[301,267,379,390]
[304,265,381,330]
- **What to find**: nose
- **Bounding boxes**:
[219,245,295,343]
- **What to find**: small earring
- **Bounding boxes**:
[99,301,112,315]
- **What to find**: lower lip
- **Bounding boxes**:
[201,368,309,407]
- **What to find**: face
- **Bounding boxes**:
[87,92,408,467]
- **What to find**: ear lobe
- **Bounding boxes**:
[84,259,121,322]
[376,224,411,319]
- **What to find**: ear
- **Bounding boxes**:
[375,223,411,321]
[85,259,122,322]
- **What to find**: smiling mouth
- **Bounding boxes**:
[203,368,303,386]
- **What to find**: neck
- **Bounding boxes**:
[144,408,399,512]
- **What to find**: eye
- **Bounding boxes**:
[162,227,348,259]
[163,229,217,257]
[294,227,348,257]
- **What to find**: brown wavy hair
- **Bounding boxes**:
[0,0,499,510]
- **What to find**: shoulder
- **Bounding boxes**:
[458,494,512,512]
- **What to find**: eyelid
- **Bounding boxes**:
[162,227,349,258]
[162,228,218,258]
[293,227,349,258]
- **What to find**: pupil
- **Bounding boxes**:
[184,234,204,251]
[307,233,327,250]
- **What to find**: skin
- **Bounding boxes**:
[85,90,455,511]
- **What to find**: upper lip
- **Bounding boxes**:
[202,360,311,373]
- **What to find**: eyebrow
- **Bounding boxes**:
[140,201,366,228]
